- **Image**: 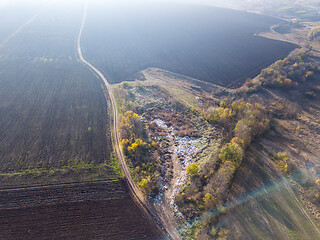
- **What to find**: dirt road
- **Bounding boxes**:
[76,1,175,239]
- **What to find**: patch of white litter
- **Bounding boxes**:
[153,119,167,129]
[148,118,206,214]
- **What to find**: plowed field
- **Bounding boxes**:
[0,181,164,240]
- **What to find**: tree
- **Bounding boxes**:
[121,138,130,154]
[219,142,243,168]
[122,82,130,89]
[230,137,245,149]
[127,138,146,159]
[120,111,143,140]
[234,120,251,147]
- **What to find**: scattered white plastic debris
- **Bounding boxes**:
[153,118,167,129]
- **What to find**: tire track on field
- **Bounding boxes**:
[283,179,320,235]
[0,12,40,49]
[76,1,174,239]
[265,157,320,235]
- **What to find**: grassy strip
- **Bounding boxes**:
[0,163,119,188]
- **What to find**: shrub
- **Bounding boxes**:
[138,177,151,195]
[283,78,292,87]
[148,141,156,149]
[274,152,289,173]
[305,71,314,80]
[137,173,159,197]
[186,163,199,177]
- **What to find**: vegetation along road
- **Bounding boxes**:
[76,1,173,238]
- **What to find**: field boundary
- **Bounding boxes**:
[0,179,120,192]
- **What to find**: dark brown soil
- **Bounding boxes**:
[0,181,165,240]
[83,3,297,86]
[0,181,126,209]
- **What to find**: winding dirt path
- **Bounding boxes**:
[76,1,176,239]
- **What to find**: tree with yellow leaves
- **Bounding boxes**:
[203,193,217,210]
[186,163,199,177]
[219,141,243,168]
[128,138,146,154]
[275,152,289,173]
[120,111,142,141]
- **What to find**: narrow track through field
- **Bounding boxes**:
[76,1,173,239]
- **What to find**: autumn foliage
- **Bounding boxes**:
[244,51,319,92]
[119,111,159,196]
[274,152,289,173]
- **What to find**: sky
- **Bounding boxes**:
[1,0,317,12]
[0,0,224,7]
[0,0,256,8]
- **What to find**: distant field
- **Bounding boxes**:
[81,1,297,86]
[0,2,41,45]
[0,2,82,60]
[0,3,114,186]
